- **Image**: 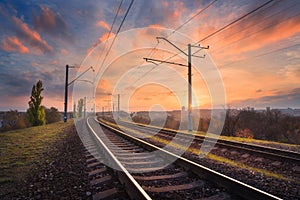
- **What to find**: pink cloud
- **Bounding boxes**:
[31,61,40,66]
[12,16,52,54]
[97,20,110,30]
[226,17,300,55]
[95,79,112,100]
[86,31,116,55]
[60,48,68,55]
[148,24,164,29]
[99,32,115,42]
[161,1,189,28]
[1,36,29,54]
[35,6,56,28]
[33,5,71,42]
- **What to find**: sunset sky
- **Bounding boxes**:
[0,0,299,112]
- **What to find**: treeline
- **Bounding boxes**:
[220,109,300,144]
[0,107,61,132]
[131,109,300,144]
[0,80,63,132]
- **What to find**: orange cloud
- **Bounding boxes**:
[161,1,188,27]
[99,32,115,42]
[31,61,39,66]
[12,16,52,54]
[96,79,112,98]
[170,1,186,19]
[229,17,300,55]
[97,20,110,30]
[60,48,68,55]
[1,36,29,54]
[129,84,181,111]
[206,15,300,64]
[148,24,163,29]
[37,6,55,27]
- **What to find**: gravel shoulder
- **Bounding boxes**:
[0,122,90,199]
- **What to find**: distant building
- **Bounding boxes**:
[275,108,300,117]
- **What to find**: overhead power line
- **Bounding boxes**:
[197,0,276,43]
[220,43,300,68]
[171,0,219,35]
[95,0,134,79]
[122,0,218,87]
[210,12,300,55]
[128,0,218,85]
[140,0,276,79]
[206,1,299,51]
[146,0,218,59]
[94,0,124,71]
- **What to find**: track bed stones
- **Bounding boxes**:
[96,124,235,200]
[99,118,300,199]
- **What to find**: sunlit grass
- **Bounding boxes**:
[0,120,74,195]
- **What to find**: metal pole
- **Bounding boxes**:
[118,94,120,119]
[144,38,208,131]
[84,96,86,118]
[64,65,69,122]
[188,44,192,131]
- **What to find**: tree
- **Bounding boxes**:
[77,98,84,118]
[1,110,28,132]
[73,101,77,118]
[45,107,61,124]
[27,80,46,126]
[221,108,240,136]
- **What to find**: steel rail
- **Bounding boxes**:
[86,117,152,200]
[96,118,282,200]
[118,120,300,164]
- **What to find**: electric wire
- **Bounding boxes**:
[209,12,300,55]
[204,1,299,52]
[220,43,300,68]
[94,0,124,74]
[121,0,219,89]
[146,0,219,59]
[128,0,218,86]
[134,0,276,84]
[95,0,134,80]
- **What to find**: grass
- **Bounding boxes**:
[0,120,74,196]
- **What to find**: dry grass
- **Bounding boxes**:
[0,120,74,195]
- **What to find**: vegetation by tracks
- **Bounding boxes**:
[0,120,90,199]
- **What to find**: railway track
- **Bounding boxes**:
[76,119,131,199]
[113,119,300,164]
[85,117,281,200]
